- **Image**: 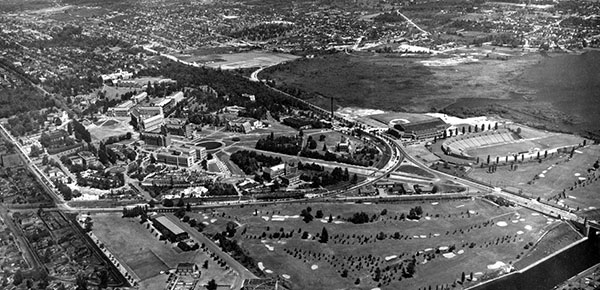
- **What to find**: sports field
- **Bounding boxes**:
[197,199,573,290]
[465,133,583,158]
[92,213,236,286]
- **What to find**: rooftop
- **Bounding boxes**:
[154,215,186,236]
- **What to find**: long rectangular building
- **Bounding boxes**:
[151,215,188,242]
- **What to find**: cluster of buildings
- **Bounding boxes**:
[155,143,207,168]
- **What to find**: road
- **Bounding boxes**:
[166,213,257,289]
[386,136,580,222]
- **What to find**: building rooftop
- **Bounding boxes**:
[154,216,186,236]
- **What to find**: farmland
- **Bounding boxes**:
[193,198,575,290]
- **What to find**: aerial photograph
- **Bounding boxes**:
[0,0,598,289]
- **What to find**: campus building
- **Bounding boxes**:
[108,101,135,118]
[131,106,164,132]
[151,215,189,242]
[393,118,449,140]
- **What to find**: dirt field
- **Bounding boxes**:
[196,198,571,290]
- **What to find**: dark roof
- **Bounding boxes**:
[394,118,447,133]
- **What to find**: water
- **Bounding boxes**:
[517,50,600,136]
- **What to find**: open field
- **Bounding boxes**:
[177,51,299,70]
[92,213,236,285]
[263,51,600,136]
[87,118,134,141]
[468,144,600,211]
[194,198,574,290]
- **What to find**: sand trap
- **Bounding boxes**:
[320,219,328,223]
[433,233,440,237]
[525,225,533,231]
[496,221,508,227]
[456,205,465,208]
[311,264,318,270]
[258,262,265,271]
[542,170,547,174]
[210,218,217,223]
[443,253,456,259]
[424,248,433,252]
[425,217,431,220]
[469,210,476,214]
[265,269,273,274]
[517,231,524,235]
[202,221,209,225]
[538,174,545,178]
[520,218,526,221]
[512,220,519,223]
[420,235,427,239]
[575,150,583,154]
[579,177,587,181]
[363,202,372,205]
[431,202,439,205]
[568,195,577,199]
[371,288,381,290]
[531,213,540,216]
[575,173,581,177]
[475,272,483,276]
[457,249,464,255]
[439,246,449,251]
[472,278,478,282]
[261,216,269,221]
[333,221,344,224]
[487,261,506,270]
[265,244,274,251]
[385,255,398,261]
[282,274,291,279]
[413,235,419,239]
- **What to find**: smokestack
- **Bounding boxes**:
[331,96,334,121]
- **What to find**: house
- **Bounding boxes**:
[141,132,171,147]
[281,173,302,185]
[176,263,197,274]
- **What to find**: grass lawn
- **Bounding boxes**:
[92,213,236,284]
[192,199,570,290]
[468,144,600,210]
[396,164,436,179]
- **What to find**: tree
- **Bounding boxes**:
[177,198,185,207]
[29,145,43,157]
[315,210,324,219]
[75,274,88,290]
[203,260,209,269]
[351,173,358,184]
[319,227,329,243]
[206,279,217,290]
[186,203,192,212]
[13,270,23,286]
